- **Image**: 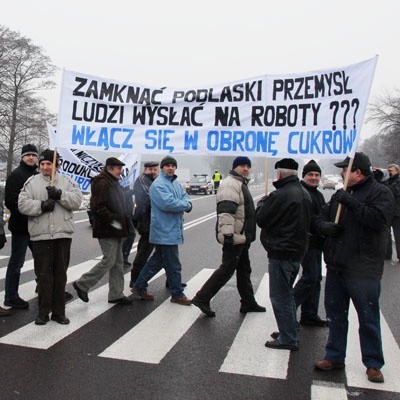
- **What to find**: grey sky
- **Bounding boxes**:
[1,0,399,141]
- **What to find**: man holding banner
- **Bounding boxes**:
[314,152,395,383]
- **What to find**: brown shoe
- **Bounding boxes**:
[170,296,192,306]
[130,287,154,300]
[0,306,11,316]
[314,359,345,371]
[366,367,384,383]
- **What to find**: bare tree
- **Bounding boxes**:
[0,25,56,175]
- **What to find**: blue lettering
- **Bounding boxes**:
[98,127,109,150]
[288,132,299,154]
[122,128,134,149]
[184,130,198,150]
[110,128,121,148]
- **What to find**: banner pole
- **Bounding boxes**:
[50,148,57,187]
[334,157,354,223]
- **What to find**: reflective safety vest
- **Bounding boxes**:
[213,172,222,182]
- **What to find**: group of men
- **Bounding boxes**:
[1,145,398,385]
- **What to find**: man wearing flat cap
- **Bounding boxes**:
[314,152,395,384]
[18,149,82,325]
[73,157,133,306]
[192,156,265,317]
[129,161,159,287]
[256,158,312,351]
[132,156,192,304]
[293,160,328,328]
[4,144,38,311]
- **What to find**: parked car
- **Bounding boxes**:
[184,174,214,195]
[322,175,343,190]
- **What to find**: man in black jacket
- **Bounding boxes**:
[386,163,400,261]
[314,152,395,384]
[129,161,159,287]
[294,160,327,327]
[4,144,38,309]
[256,158,312,351]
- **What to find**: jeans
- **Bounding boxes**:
[5,233,31,302]
[134,244,184,298]
[77,237,125,301]
[268,258,300,346]
[195,243,256,305]
[324,268,384,368]
[293,247,322,321]
[32,239,71,317]
[130,233,154,284]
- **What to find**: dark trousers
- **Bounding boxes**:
[32,239,71,317]
[195,243,256,305]
[293,247,323,321]
[122,231,136,268]
[5,233,31,302]
[130,233,154,284]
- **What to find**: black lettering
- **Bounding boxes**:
[73,77,87,97]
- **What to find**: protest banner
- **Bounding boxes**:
[47,123,140,192]
[56,57,377,159]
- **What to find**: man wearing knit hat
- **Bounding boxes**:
[132,155,192,304]
[256,158,312,350]
[3,144,38,311]
[192,156,265,317]
[293,160,328,327]
[18,149,83,325]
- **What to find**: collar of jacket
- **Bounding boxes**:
[160,170,177,181]
[348,174,373,192]
[144,172,156,181]
[20,160,38,173]
[301,180,320,192]
[389,174,400,184]
[229,169,249,184]
[273,174,299,189]
[104,170,120,181]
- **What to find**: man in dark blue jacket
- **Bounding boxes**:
[256,158,312,351]
[314,152,395,384]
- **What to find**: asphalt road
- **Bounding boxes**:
[0,185,399,400]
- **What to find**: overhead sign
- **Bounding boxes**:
[56,57,377,158]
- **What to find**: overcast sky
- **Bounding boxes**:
[1,0,399,141]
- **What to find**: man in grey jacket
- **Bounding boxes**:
[18,149,82,325]
[192,156,265,317]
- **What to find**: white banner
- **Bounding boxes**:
[56,57,377,159]
[47,123,141,192]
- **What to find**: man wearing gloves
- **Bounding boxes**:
[132,156,192,305]
[18,149,82,325]
[314,152,395,384]
[192,156,265,317]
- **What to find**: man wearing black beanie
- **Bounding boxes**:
[294,160,327,327]
[4,144,38,310]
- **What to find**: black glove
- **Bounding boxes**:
[41,199,56,213]
[224,235,234,247]
[335,189,359,209]
[185,201,192,213]
[46,186,62,200]
[0,234,6,250]
[320,222,343,237]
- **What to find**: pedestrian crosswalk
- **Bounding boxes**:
[0,259,399,397]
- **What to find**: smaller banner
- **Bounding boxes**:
[47,123,140,192]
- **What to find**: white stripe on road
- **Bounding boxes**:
[0,269,165,349]
[311,381,347,400]
[99,268,215,364]
[346,303,400,393]
[0,259,34,280]
[219,274,290,379]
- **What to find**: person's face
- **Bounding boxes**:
[22,154,37,167]
[145,165,159,179]
[162,163,176,177]
[303,171,321,188]
[107,165,123,179]
[234,164,251,178]
[341,167,363,187]
[388,166,399,177]
[40,160,53,177]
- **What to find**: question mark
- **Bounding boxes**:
[341,100,350,130]
[330,101,339,130]
[351,98,360,129]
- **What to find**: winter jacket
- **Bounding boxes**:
[216,171,256,245]
[132,173,155,235]
[5,161,38,234]
[386,174,400,217]
[18,173,82,241]
[90,170,129,239]
[149,171,191,245]
[301,181,326,250]
[256,175,312,261]
[321,175,395,279]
